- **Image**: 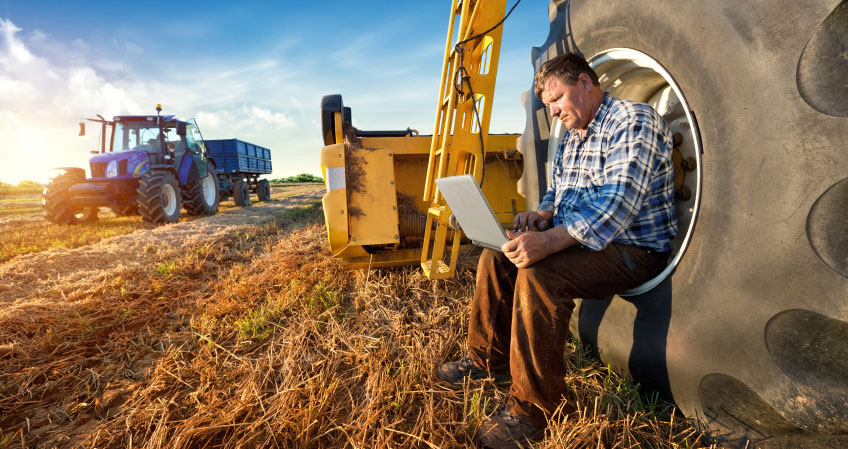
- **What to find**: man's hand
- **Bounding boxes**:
[501,225,577,268]
[512,210,553,232]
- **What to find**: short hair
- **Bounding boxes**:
[534,52,600,98]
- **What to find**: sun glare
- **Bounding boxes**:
[0,124,93,185]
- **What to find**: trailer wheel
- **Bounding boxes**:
[233,179,251,207]
[257,179,271,202]
[184,164,220,216]
[137,171,181,224]
[42,171,85,225]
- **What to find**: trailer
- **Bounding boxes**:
[204,139,273,207]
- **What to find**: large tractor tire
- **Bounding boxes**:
[518,1,848,446]
[137,171,182,225]
[42,171,98,224]
[233,178,251,207]
[183,164,220,216]
[257,179,271,202]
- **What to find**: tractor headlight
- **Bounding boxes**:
[106,160,118,178]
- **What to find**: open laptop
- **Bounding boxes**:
[435,174,509,252]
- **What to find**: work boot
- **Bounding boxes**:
[477,407,545,449]
[437,357,510,387]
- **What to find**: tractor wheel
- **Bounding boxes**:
[42,171,85,225]
[184,164,220,216]
[137,171,181,225]
[112,205,139,216]
[233,179,251,207]
[257,179,271,202]
[523,0,848,444]
[76,207,99,223]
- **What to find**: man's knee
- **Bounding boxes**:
[515,263,552,284]
[515,262,575,300]
[477,249,508,272]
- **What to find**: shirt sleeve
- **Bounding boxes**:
[561,116,664,250]
[538,188,556,214]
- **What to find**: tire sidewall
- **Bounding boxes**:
[258,179,271,202]
[160,176,180,222]
[138,171,182,224]
[42,171,85,225]
[201,165,220,213]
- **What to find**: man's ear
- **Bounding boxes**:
[579,73,592,91]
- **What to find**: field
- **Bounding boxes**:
[0,183,715,448]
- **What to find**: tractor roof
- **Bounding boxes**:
[113,115,179,125]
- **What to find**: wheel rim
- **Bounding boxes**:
[162,183,177,216]
[202,176,216,206]
[74,208,93,220]
[581,48,703,295]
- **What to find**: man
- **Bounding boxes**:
[437,52,678,448]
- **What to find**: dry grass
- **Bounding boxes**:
[0,192,715,448]
[0,214,143,263]
[0,183,318,263]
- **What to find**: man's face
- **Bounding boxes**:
[540,75,595,131]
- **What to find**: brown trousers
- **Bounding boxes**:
[467,243,667,428]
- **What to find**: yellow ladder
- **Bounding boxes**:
[421,0,508,279]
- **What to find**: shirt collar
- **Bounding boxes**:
[586,92,614,136]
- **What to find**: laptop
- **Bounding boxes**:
[435,174,509,252]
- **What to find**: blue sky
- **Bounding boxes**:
[0,1,551,183]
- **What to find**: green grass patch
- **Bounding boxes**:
[155,261,177,276]
[0,180,43,196]
[0,205,42,215]
[234,300,283,341]
[0,215,143,263]
[0,195,40,205]
[269,173,323,183]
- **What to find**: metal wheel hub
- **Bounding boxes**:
[202,176,216,206]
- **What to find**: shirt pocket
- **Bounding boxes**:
[588,169,605,188]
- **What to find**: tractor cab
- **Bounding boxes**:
[113,115,176,154]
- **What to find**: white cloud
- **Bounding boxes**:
[30,29,48,42]
[0,18,143,183]
[249,106,295,128]
[0,18,32,63]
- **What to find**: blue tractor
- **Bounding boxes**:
[43,106,219,225]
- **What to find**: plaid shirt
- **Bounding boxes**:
[538,93,677,252]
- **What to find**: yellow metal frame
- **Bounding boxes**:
[421,0,508,279]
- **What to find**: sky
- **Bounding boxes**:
[0,1,551,184]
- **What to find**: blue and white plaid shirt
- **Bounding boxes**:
[538,93,678,253]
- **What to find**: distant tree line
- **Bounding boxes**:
[270,173,323,183]
[0,180,43,195]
